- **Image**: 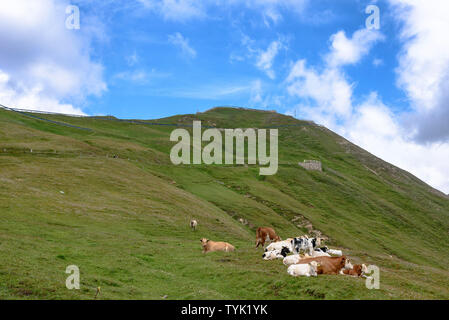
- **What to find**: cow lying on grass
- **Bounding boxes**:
[295,256,351,275]
[311,250,330,257]
[282,253,312,266]
[316,246,342,256]
[200,238,235,253]
[283,249,332,265]
[262,247,290,260]
[262,250,284,260]
[340,264,367,277]
[265,239,293,252]
[287,261,319,277]
[283,254,302,266]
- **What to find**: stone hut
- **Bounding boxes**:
[298,160,322,171]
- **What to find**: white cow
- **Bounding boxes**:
[311,250,331,257]
[287,261,318,277]
[283,250,328,265]
[328,249,342,256]
[316,246,343,256]
[262,250,285,260]
[283,254,301,266]
[265,239,293,252]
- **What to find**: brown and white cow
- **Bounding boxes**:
[255,227,281,248]
[200,238,235,253]
[296,256,349,275]
[340,264,367,277]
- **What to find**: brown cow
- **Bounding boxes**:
[340,264,367,277]
[296,256,349,275]
[200,238,235,253]
[255,227,281,248]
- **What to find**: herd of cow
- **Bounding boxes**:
[195,220,368,279]
[256,227,368,278]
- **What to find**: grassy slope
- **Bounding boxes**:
[1,107,449,300]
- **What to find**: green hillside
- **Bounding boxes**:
[1,106,449,299]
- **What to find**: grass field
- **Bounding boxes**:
[1,106,449,299]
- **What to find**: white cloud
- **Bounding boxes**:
[112,68,171,84]
[113,70,148,83]
[239,33,257,57]
[228,0,309,25]
[256,40,285,79]
[286,28,381,119]
[0,0,106,114]
[391,0,449,110]
[137,0,309,24]
[372,58,383,67]
[137,0,205,21]
[229,52,245,63]
[238,34,287,79]
[262,7,282,27]
[126,51,139,66]
[137,0,154,8]
[325,29,384,67]
[160,0,204,21]
[168,32,197,59]
[0,70,85,115]
[248,79,284,109]
[286,60,353,118]
[159,83,251,100]
[250,79,263,104]
[389,0,449,142]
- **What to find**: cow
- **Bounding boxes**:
[296,256,350,275]
[190,219,198,231]
[311,250,331,257]
[340,264,367,277]
[287,261,319,277]
[262,250,280,260]
[265,239,293,252]
[328,249,342,256]
[316,246,343,256]
[262,248,288,260]
[283,254,301,266]
[291,236,321,255]
[200,238,235,253]
[283,250,329,265]
[255,227,281,248]
[280,246,291,257]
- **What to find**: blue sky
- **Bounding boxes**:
[76,0,404,119]
[1,0,449,194]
